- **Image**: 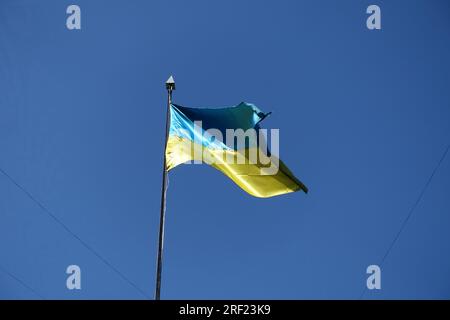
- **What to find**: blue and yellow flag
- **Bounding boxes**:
[165,102,308,198]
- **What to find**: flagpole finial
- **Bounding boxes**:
[166,75,175,91]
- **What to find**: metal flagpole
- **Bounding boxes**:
[155,75,175,300]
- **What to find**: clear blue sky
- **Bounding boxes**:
[0,0,449,299]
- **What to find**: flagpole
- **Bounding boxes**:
[155,75,175,300]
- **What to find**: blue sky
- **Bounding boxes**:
[0,0,449,299]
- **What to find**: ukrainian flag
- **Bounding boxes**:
[165,102,308,198]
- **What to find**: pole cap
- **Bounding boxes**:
[166,75,175,91]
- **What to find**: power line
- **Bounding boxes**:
[380,143,450,265]
[0,167,150,299]
[0,264,45,299]
[360,142,450,299]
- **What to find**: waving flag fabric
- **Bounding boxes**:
[165,102,308,198]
